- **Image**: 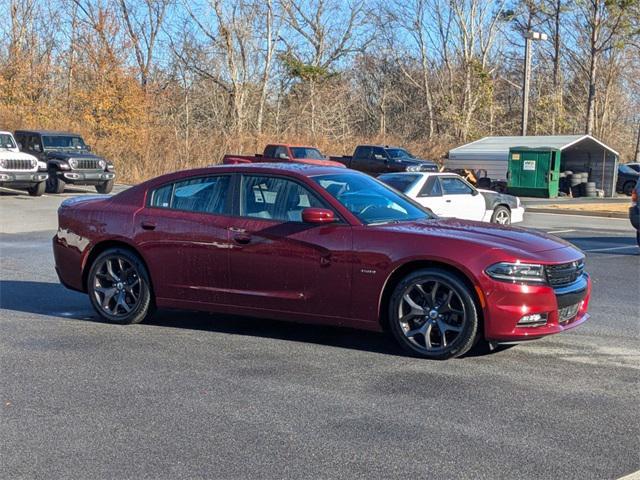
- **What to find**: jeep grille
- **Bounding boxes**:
[72,159,100,170]
[3,159,34,170]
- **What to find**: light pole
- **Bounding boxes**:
[521,31,548,136]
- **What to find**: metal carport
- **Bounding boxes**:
[446,135,619,197]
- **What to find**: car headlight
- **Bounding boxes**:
[405,165,420,172]
[68,159,77,168]
[98,159,106,169]
[0,159,6,168]
[106,164,115,171]
[485,262,546,284]
[30,159,37,168]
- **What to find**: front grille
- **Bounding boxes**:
[3,159,34,170]
[546,260,585,287]
[73,158,100,170]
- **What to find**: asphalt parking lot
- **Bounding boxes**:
[1,186,639,480]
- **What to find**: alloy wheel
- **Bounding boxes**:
[397,280,466,354]
[494,209,510,224]
[92,255,142,317]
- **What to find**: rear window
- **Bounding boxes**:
[291,147,324,160]
[378,174,420,193]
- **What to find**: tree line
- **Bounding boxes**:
[1,0,638,182]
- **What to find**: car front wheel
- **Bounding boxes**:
[388,268,480,359]
[96,179,114,194]
[623,181,635,196]
[45,173,65,194]
[491,205,511,225]
[87,248,154,324]
[28,181,45,196]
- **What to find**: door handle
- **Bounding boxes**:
[141,221,156,230]
[445,199,452,203]
[233,234,251,245]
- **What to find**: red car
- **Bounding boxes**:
[53,164,591,359]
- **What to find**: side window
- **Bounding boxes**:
[419,176,443,197]
[354,146,372,160]
[273,146,288,159]
[371,147,387,162]
[150,176,230,214]
[240,175,326,222]
[263,145,276,158]
[441,177,474,195]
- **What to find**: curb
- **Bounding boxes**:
[526,208,628,219]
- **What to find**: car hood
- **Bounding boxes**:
[46,150,105,160]
[377,218,575,255]
[0,150,37,161]
[478,189,519,209]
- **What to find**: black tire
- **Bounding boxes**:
[96,179,114,194]
[45,173,65,194]
[636,230,640,249]
[87,248,154,325]
[491,205,511,225]
[387,268,480,360]
[27,181,45,196]
[623,181,635,196]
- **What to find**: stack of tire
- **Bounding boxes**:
[567,172,596,197]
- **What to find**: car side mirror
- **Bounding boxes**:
[302,208,336,224]
[471,189,479,196]
[278,152,289,160]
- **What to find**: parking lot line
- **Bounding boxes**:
[584,245,638,253]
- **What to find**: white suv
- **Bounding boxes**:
[0,131,48,196]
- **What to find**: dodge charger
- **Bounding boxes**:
[53,164,591,359]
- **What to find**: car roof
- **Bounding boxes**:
[14,130,82,136]
[379,171,451,177]
[148,163,351,186]
[357,144,405,149]
[0,131,14,135]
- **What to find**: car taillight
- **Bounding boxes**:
[632,189,638,206]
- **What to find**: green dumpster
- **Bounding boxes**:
[507,147,560,198]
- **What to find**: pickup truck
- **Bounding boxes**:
[223,144,345,167]
[0,131,48,196]
[330,145,439,176]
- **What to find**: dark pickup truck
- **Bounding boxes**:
[330,145,439,176]
[223,144,345,168]
[15,130,116,194]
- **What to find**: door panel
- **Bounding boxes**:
[226,175,353,318]
[134,175,232,305]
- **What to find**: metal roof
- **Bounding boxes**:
[449,135,619,157]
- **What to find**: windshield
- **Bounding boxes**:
[42,135,87,150]
[291,147,324,160]
[0,133,17,149]
[312,173,433,225]
[378,173,420,193]
[386,148,413,159]
[619,164,639,175]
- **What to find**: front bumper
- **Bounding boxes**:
[483,273,591,342]
[0,171,48,188]
[511,206,525,223]
[56,170,115,185]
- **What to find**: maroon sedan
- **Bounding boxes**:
[53,164,591,359]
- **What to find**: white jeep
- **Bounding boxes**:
[0,131,48,196]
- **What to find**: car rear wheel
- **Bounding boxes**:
[87,248,153,324]
[388,268,479,360]
[45,173,65,194]
[28,181,45,196]
[96,179,114,194]
[491,205,511,225]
